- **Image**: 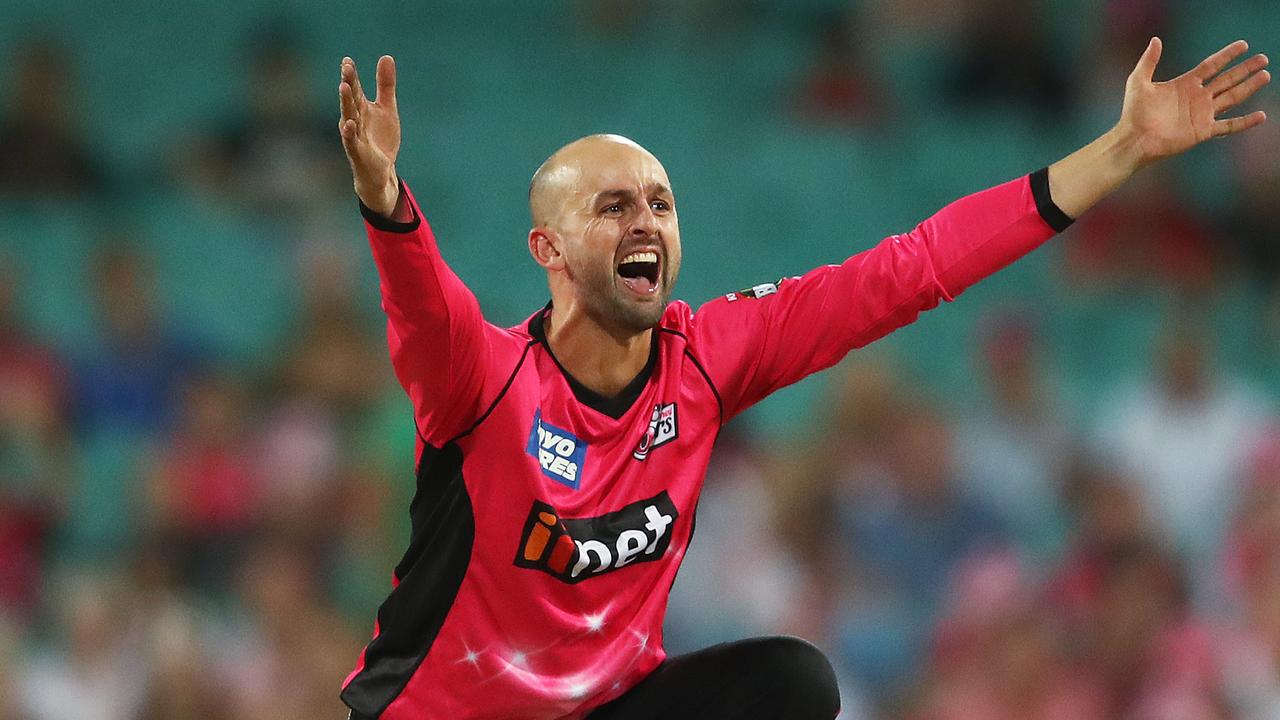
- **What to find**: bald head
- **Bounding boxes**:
[525,132,682,336]
[529,134,667,228]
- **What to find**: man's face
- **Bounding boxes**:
[546,141,682,335]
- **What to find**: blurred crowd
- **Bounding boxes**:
[1,1,1279,719]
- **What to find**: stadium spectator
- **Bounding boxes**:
[18,574,146,720]
[1093,545,1224,717]
[790,358,907,644]
[1222,97,1280,286]
[915,551,1109,720]
[0,612,25,720]
[1062,167,1224,294]
[272,241,386,416]
[1052,465,1227,717]
[794,8,889,128]
[173,22,346,219]
[131,541,227,720]
[1217,436,1280,719]
[1094,320,1272,571]
[0,260,70,617]
[839,400,1007,606]
[664,426,804,652]
[326,463,400,626]
[254,241,386,536]
[1214,430,1280,717]
[0,36,105,196]
[221,535,361,720]
[1050,462,1156,629]
[142,369,260,590]
[944,0,1075,118]
[955,311,1073,559]
[73,241,205,438]
[137,608,227,720]
[830,397,1008,701]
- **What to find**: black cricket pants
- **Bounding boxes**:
[585,636,841,719]
[346,636,839,719]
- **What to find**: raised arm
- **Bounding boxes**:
[691,38,1270,421]
[339,55,405,218]
[1048,38,1269,218]
[338,56,494,444]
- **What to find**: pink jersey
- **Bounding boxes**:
[341,170,1071,719]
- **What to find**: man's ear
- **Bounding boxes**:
[528,228,566,271]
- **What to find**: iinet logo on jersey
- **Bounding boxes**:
[514,492,679,583]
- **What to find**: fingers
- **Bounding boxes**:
[375,55,397,108]
[1133,36,1163,83]
[342,56,368,103]
[1207,53,1269,95]
[1192,40,1249,83]
[339,79,361,125]
[1214,68,1272,114]
[338,58,368,165]
[1213,110,1267,138]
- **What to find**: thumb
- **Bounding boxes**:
[1132,36,1163,83]
[340,119,386,179]
[376,55,397,107]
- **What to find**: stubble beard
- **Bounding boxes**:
[575,258,671,338]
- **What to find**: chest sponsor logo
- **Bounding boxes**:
[633,403,678,461]
[526,410,586,491]
[514,491,679,583]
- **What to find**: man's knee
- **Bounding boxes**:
[750,636,841,718]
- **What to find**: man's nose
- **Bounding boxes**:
[629,203,657,237]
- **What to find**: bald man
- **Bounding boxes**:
[334,38,1269,720]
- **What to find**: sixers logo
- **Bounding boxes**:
[514,492,679,583]
[633,403,678,461]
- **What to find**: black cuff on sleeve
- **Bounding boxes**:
[1030,167,1074,233]
[358,179,421,233]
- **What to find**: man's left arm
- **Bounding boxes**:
[692,168,1064,420]
[690,37,1269,421]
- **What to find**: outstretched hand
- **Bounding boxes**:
[339,55,402,217]
[1120,38,1269,166]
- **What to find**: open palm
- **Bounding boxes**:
[1122,38,1270,165]
[338,55,402,216]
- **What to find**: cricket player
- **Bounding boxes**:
[335,37,1269,719]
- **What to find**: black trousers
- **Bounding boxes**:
[348,636,840,720]
[585,636,841,719]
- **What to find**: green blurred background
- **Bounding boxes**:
[0,0,1278,718]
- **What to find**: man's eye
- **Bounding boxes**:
[651,200,670,212]
[603,204,622,214]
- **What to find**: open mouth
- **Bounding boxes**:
[617,250,661,296]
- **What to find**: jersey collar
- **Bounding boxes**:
[526,303,658,420]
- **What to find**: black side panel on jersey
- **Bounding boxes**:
[340,443,473,717]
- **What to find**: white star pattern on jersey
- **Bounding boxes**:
[583,612,606,633]
[444,604,657,702]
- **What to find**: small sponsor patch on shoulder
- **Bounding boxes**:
[724,277,788,302]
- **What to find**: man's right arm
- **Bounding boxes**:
[339,55,491,444]
[362,179,491,444]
